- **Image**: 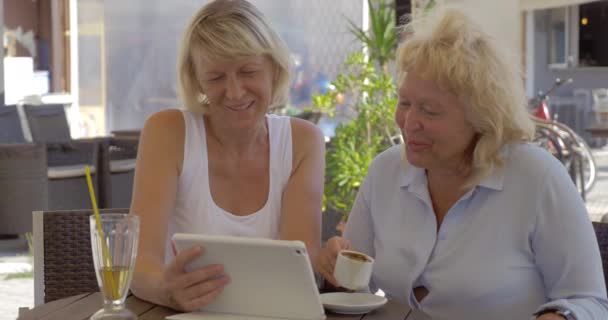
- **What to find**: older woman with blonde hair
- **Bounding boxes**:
[129,0,325,311]
[317,7,608,320]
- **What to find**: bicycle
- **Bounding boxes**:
[530,78,597,199]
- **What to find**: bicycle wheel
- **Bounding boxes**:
[576,136,597,193]
[534,123,567,161]
[564,129,597,194]
[541,120,598,194]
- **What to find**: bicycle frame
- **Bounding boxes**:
[530,78,572,121]
[530,78,597,198]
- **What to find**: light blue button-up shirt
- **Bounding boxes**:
[343,143,608,320]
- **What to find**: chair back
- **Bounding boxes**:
[0,144,48,234]
[33,208,129,305]
[0,105,27,143]
[592,221,608,290]
[23,104,71,143]
[98,138,138,208]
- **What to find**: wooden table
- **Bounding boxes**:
[586,123,608,138]
[17,292,430,320]
[111,129,141,140]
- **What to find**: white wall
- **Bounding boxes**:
[443,0,522,65]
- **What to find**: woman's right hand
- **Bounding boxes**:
[316,236,352,287]
[162,246,230,311]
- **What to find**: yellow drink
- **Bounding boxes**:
[90,213,139,320]
[99,266,132,300]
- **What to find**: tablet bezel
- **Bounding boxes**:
[171,233,325,320]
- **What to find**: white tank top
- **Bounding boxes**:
[165,110,293,262]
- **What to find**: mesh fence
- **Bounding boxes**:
[76,0,365,131]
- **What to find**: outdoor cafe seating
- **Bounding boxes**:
[0,144,47,235]
[0,103,139,236]
[32,208,127,305]
[25,209,408,320]
[18,205,608,319]
[0,105,26,143]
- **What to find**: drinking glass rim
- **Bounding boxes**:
[89,213,139,221]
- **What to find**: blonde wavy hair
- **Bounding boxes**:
[177,0,291,113]
[396,7,535,186]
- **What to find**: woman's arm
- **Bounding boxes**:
[130,109,184,305]
[342,169,375,258]
[532,158,608,319]
[279,118,325,270]
[130,110,229,311]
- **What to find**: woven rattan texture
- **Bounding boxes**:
[593,222,608,290]
[43,209,126,303]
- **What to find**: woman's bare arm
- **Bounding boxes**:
[279,118,325,270]
[130,109,184,305]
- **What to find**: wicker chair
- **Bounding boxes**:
[45,140,101,210]
[22,104,103,210]
[22,104,72,143]
[592,221,608,290]
[32,208,128,305]
[98,137,138,209]
[0,144,48,235]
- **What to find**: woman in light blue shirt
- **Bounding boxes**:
[317,7,608,320]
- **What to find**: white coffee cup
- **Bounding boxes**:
[333,250,374,290]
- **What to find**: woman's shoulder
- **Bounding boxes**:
[279,117,325,174]
[506,142,562,169]
[365,144,404,181]
[289,116,324,138]
[289,117,325,150]
[371,144,403,168]
[141,109,185,146]
[503,142,567,181]
[144,108,185,131]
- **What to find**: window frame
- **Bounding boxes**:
[547,6,571,69]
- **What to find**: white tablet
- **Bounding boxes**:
[169,233,325,320]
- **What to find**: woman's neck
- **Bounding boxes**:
[426,162,472,192]
[204,115,268,156]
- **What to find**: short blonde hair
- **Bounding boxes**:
[396,7,535,186]
[177,0,291,113]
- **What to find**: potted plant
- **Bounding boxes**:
[313,0,401,238]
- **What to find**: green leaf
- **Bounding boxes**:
[316,0,400,220]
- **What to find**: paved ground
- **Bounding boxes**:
[0,147,607,320]
[585,147,608,221]
[0,237,33,320]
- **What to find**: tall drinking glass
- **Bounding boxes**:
[90,213,140,320]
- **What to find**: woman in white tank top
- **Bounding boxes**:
[130,0,325,312]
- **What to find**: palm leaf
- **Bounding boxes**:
[346,0,397,69]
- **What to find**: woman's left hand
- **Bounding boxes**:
[315,236,352,286]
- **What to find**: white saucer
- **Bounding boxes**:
[320,292,388,315]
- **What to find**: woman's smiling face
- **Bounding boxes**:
[195,53,275,129]
[395,71,477,172]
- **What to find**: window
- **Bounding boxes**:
[578,1,608,67]
[547,7,568,67]
[543,1,608,68]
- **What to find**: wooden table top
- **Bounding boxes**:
[586,123,608,138]
[111,129,141,139]
[18,292,428,320]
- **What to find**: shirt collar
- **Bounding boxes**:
[476,164,504,191]
[400,163,425,188]
[476,145,510,191]
[398,144,510,191]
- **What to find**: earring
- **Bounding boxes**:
[198,93,210,105]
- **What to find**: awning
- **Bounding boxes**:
[520,0,602,11]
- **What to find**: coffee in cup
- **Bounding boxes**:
[333,250,374,290]
[340,251,372,263]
